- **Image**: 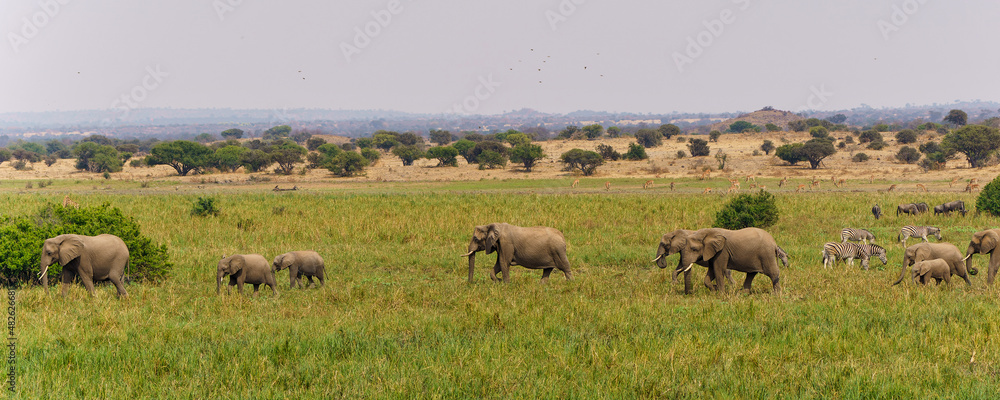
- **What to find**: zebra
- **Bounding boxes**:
[822,242,871,269]
[898,225,942,246]
[855,243,888,269]
[841,228,875,244]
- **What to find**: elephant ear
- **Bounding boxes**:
[58,236,84,266]
[229,255,246,274]
[702,233,726,260]
[982,231,999,253]
[485,224,501,255]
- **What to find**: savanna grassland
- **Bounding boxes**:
[7,177,1000,399]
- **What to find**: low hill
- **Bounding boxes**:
[710,108,803,132]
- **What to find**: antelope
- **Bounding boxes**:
[703,188,713,194]
[965,183,979,193]
[749,183,757,190]
[669,182,675,191]
[916,183,927,192]
[950,177,960,187]
[810,179,820,189]
[796,184,806,192]
[870,175,875,184]
[605,181,611,191]
[643,180,654,189]
[778,177,788,187]
[572,179,579,188]
[700,170,710,180]
[759,185,766,190]
[728,183,739,194]
[970,178,979,185]
[887,184,897,192]
[745,174,755,182]
[62,196,79,208]
[837,178,845,188]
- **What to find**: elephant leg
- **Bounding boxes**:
[988,255,999,285]
[60,268,75,298]
[683,269,694,295]
[109,274,128,298]
[556,252,572,280]
[712,264,728,293]
[490,261,501,282]
[703,271,716,291]
[541,268,553,282]
[742,272,757,291]
[500,261,511,283]
[253,283,260,293]
[78,273,96,297]
[306,276,316,288]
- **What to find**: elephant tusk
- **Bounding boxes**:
[652,254,663,263]
[38,265,49,279]
[962,254,973,261]
[681,264,693,273]
[460,250,476,257]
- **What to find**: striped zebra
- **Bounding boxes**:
[898,225,942,246]
[822,242,886,270]
[841,228,875,244]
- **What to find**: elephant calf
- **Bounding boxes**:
[217,254,279,296]
[912,259,951,285]
[273,251,325,289]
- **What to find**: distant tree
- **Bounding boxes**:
[194,133,215,143]
[761,140,775,155]
[582,124,604,140]
[147,141,212,176]
[212,145,248,172]
[775,143,806,166]
[827,114,847,124]
[687,138,710,157]
[624,143,648,160]
[467,141,508,164]
[809,126,829,139]
[425,146,459,167]
[872,123,890,132]
[895,129,917,144]
[115,143,139,155]
[509,144,544,172]
[729,121,755,133]
[392,145,424,166]
[220,128,244,140]
[787,120,808,132]
[596,144,621,161]
[867,140,887,150]
[306,137,327,151]
[11,149,42,163]
[895,146,921,164]
[709,131,722,142]
[270,141,308,174]
[240,149,273,172]
[46,140,71,158]
[73,142,122,173]
[307,143,342,169]
[476,150,507,170]
[44,155,58,167]
[558,125,580,140]
[858,130,883,144]
[505,133,531,147]
[452,139,476,162]
[634,129,662,148]
[355,137,374,149]
[943,109,968,126]
[942,124,1000,168]
[658,124,681,139]
[326,151,368,177]
[290,131,312,144]
[606,126,622,138]
[463,132,486,142]
[397,132,422,146]
[373,133,401,151]
[263,125,292,140]
[800,138,836,169]
[765,123,782,132]
[852,153,869,162]
[360,148,380,165]
[429,130,453,146]
[560,149,603,176]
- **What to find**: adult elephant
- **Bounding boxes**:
[39,234,129,298]
[273,251,325,288]
[653,229,731,294]
[462,223,571,283]
[897,203,919,216]
[676,227,782,293]
[893,242,972,286]
[217,254,279,295]
[965,229,999,284]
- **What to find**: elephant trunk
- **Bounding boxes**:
[892,257,910,285]
[39,261,49,291]
[217,270,224,294]
[467,252,476,283]
[965,248,978,275]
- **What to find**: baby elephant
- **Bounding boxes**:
[911,259,951,286]
[217,254,279,296]
[273,251,325,289]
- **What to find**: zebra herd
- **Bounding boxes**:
[821,225,942,269]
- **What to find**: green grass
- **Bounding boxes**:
[8,181,1000,398]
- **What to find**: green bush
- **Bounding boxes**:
[687,138,711,157]
[867,140,887,150]
[191,197,220,217]
[976,176,1000,217]
[0,203,172,286]
[624,143,648,161]
[596,144,621,161]
[852,153,870,162]
[895,146,921,164]
[714,190,779,230]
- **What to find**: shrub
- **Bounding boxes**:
[843,136,854,144]
[392,145,424,166]
[425,146,459,167]
[658,124,681,139]
[760,140,775,155]
[895,146,921,164]
[895,129,918,144]
[714,190,779,230]
[0,203,171,286]
[624,143,648,161]
[858,130,883,144]
[676,136,687,143]
[12,160,30,171]
[765,123,782,132]
[728,121,755,133]
[852,153,870,162]
[191,197,220,217]
[596,144,621,161]
[867,140,887,150]
[467,141,508,164]
[775,143,805,165]
[634,129,662,148]
[476,150,507,170]
[709,131,721,142]
[360,148,380,165]
[809,126,829,139]
[327,151,369,176]
[975,175,1000,217]
[509,144,544,172]
[560,149,603,176]
[687,138,710,157]
[676,150,686,159]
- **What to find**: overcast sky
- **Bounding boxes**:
[2,0,998,115]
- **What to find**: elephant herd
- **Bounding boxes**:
[36,226,1000,297]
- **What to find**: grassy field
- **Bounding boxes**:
[8,179,1000,398]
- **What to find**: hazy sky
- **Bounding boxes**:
[2,0,998,115]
